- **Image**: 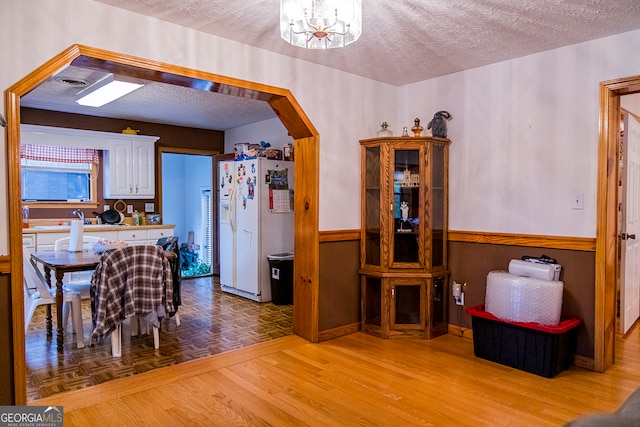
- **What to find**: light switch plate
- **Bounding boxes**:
[103,205,110,212]
[127,205,133,214]
[572,193,584,210]
[145,203,154,212]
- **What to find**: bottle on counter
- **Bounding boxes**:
[132,210,140,226]
[22,205,29,228]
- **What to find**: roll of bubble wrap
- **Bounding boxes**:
[485,271,563,325]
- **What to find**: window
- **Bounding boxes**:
[20,144,99,204]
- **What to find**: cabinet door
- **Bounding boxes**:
[391,147,423,268]
[132,141,155,198]
[390,278,426,333]
[118,229,148,246]
[104,139,155,199]
[362,145,382,268]
[430,143,447,270]
[104,140,133,198]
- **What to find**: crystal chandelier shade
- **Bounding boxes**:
[280,0,362,49]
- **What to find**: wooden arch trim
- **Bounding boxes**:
[6,44,320,404]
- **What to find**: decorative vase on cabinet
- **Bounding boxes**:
[360,136,450,339]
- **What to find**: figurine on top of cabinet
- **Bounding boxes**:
[411,118,424,137]
[427,111,452,138]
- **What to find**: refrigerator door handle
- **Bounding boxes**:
[229,183,237,232]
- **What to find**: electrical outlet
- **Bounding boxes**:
[127,204,133,214]
[145,203,154,213]
[452,282,465,306]
[103,205,110,212]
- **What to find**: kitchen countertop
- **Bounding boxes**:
[23,224,175,233]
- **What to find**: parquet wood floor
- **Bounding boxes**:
[25,276,293,401]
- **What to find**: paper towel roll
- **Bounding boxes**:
[508,259,560,281]
[67,220,84,252]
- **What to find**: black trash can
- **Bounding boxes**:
[267,252,294,305]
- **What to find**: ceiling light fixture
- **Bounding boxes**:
[76,76,143,107]
[280,0,362,49]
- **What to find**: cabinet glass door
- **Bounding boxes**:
[364,146,381,266]
[391,279,425,331]
[364,276,382,327]
[392,149,420,265]
[431,144,446,268]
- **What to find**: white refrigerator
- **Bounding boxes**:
[219,158,294,302]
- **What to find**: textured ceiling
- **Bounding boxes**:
[94,0,640,86]
[22,65,278,131]
[21,0,640,131]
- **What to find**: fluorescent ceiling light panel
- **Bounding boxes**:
[76,80,143,107]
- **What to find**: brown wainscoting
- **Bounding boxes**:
[319,229,596,361]
[0,274,15,405]
[449,240,596,359]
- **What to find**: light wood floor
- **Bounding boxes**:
[31,320,640,426]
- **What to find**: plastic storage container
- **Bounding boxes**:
[267,252,294,305]
[466,305,582,378]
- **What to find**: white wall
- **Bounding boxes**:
[399,29,640,238]
[225,117,292,153]
[162,153,212,253]
[1,0,639,256]
[0,0,396,256]
[161,154,186,244]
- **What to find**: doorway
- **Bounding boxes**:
[6,44,320,404]
[597,74,640,372]
[160,150,215,278]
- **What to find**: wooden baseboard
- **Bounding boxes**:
[318,322,360,341]
[573,354,595,371]
[448,323,474,340]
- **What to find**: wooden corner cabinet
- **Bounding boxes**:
[359,136,450,339]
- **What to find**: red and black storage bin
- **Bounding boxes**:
[466,305,582,378]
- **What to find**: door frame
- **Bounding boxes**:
[596,75,640,372]
[6,44,320,404]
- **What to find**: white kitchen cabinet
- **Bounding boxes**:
[117,229,148,246]
[23,233,36,249]
[148,227,174,245]
[104,136,159,199]
[34,231,119,252]
[25,226,174,251]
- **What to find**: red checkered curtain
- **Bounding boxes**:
[20,144,99,164]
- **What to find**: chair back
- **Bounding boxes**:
[54,235,101,251]
[22,247,53,300]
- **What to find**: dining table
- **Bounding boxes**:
[30,249,102,353]
[30,248,178,353]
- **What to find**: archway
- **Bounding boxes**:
[6,44,320,404]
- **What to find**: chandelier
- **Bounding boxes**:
[280,0,362,49]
